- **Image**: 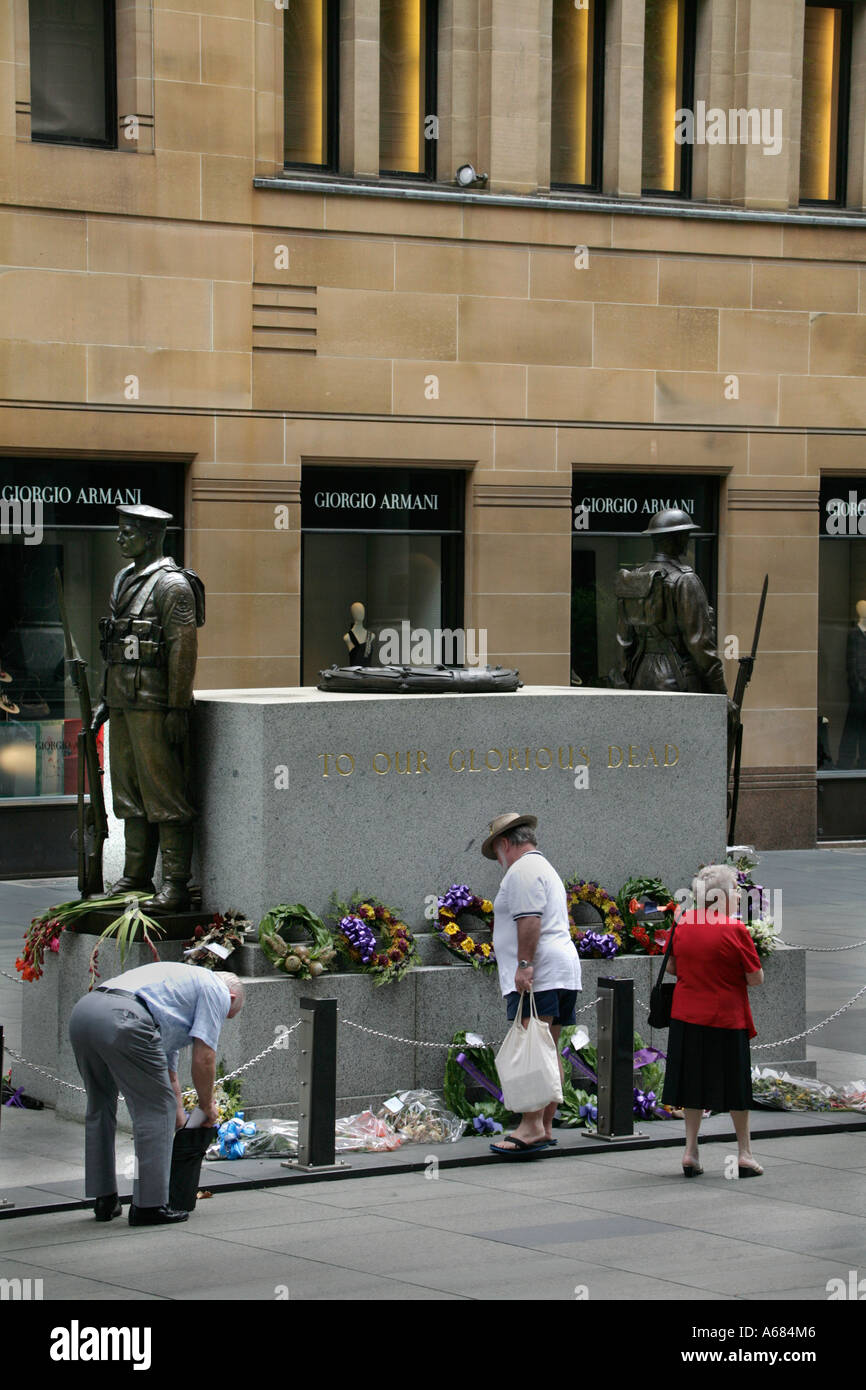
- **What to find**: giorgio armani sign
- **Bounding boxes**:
[302,467,463,532]
[0,459,183,527]
[572,473,718,535]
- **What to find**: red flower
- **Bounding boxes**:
[194,926,204,938]
[629,897,641,915]
[49,937,61,954]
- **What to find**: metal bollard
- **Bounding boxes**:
[282,997,348,1173]
[588,977,648,1144]
[0,1025,14,1208]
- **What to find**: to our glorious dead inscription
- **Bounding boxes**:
[317,743,681,776]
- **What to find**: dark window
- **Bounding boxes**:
[800,2,853,205]
[379,0,437,179]
[641,0,696,197]
[29,0,116,148]
[283,0,340,170]
[550,0,606,190]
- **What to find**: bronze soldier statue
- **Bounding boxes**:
[612,508,729,699]
[91,505,205,912]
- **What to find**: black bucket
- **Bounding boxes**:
[169,1126,217,1211]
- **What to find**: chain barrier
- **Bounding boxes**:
[776,938,866,953]
[4,982,864,1094]
[752,982,866,1049]
[4,1046,86,1093]
[0,969,24,986]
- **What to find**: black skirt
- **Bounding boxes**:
[661,1019,753,1111]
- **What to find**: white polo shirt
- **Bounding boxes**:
[493,850,581,997]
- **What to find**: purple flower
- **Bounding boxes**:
[472,1116,503,1135]
[579,1102,598,1124]
[577,930,619,959]
[440,884,475,914]
[633,1087,657,1119]
[339,914,376,964]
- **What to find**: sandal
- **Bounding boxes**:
[489,1136,553,1157]
[738,1160,764,1178]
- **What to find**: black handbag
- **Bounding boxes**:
[647,922,677,1029]
[169,1124,217,1211]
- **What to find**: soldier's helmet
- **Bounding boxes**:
[643,507,699,537]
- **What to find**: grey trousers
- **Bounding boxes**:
[68,989,176,1208]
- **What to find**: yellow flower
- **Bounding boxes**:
[481,900,494,914]
[460,938,475,952]
[444,924,459,937]
[440,908,455,919]
[481,943,492,956]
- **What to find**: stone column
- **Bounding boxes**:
[731,0,804,210]
[691,0,737,203]
[339,0,379,177]
[847,4,866,209]
[477,0,544,194]
[602,0,644,197]
[723,471,819,848]
[436,0,482,188]
[470,473,572,685]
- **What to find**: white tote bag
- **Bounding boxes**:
[495,991,563,1114]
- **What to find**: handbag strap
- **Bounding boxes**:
[513,989,539,1026]
[653,921,676,991]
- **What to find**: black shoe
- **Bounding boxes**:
[93,1193,122,1221]
[128,1204,189,1226]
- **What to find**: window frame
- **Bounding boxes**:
[29,0,118,150]
[378,0,438,182]
[640,0,697,201]
[549,0,607,194]
[282,0,341,173]
[799,0,854,208]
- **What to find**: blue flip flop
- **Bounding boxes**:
[489,1136,554,1157]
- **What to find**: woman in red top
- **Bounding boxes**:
[661,863,765,1178]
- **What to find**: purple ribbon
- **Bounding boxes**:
[456,1052,503,1102]
[3,1086,25,1108]
[563,1044,598,1086]
[633,1047,666,1069]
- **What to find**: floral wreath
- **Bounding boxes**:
[186,910,254,970]
[434,885,496,971]
[330,894,418,986]
[258,903,338,979]
[563,877,625,955]
[615,877,676,956]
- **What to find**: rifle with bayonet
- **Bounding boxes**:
[55,569,108,897]
[727,574,769,843]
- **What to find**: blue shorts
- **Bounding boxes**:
[505,989,578,1026]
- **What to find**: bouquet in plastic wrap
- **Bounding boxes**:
[375,1089,465,1144]
[751,1068,837,1111]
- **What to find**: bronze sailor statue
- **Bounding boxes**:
[91,505,205,912]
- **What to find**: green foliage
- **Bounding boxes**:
[443,1029,516,1129]
[87,894,165,988]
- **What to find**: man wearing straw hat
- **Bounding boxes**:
[482,812,580,1156]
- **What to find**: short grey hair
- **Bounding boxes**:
[692,864,739,919]
[219,972,245,1009]
[503,824,538,848]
